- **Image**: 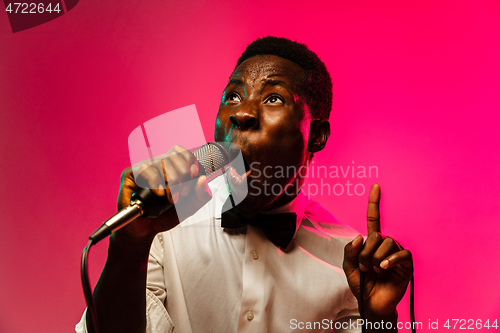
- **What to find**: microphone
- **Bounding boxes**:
[89,142,234,243]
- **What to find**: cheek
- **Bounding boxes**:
[264,125,308,169]
[267,116,308,150]
[214,116,224,141]
[276,120,310,168]
[214,109,233,141]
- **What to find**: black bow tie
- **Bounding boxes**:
[220,198,297,249]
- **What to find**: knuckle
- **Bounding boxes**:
[368,231,382,241]
[172,145,184,152]
[167,146,181,157]
[182,150,194,161]
[387,237,404,250]
[160,158,170,171]
[137,163,148,173]
[154,165,165,180]
[372,252,384,263]
[178,164,192,178]
[343,242,353,255]
[147,173,161,187]
[122,167,132,177]
[385,237,396,247]
[357,251,370,263]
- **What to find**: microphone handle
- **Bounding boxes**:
[89,199,145,243]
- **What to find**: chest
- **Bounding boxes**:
[164,223,351,324]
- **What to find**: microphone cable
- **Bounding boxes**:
[81,239,99,333]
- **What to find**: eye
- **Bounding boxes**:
[225,92,241,103]
[265,95,284,104]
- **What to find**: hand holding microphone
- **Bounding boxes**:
[83,143,234,333]
[90,142,233,243]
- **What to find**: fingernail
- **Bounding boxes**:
[380,260,389,269]
[158,184,165,194]
[353,235,362,246]
[359,263,368,272]
[191,164,199,177]
[373,266,382,273]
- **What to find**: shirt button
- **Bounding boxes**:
[251,250,259,260]
[247,309,254,321]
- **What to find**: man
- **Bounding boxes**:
[76,36,413,333]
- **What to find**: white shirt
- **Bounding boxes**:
[76,176,361,333]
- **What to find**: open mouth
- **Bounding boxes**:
[228,146,251,186]
[229,163,251,185]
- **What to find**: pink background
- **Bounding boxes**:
[1,0,499,331]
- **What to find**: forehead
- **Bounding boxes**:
[230,55,306,90]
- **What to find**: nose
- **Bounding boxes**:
[229,107,258,130]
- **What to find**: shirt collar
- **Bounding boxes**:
[213,176,306,238]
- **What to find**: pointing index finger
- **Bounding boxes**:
[367,183,381,234]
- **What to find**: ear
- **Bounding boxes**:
[307,120,331,153]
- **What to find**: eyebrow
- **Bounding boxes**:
[227,75,288,86]
[261,77,296,97]
[225,75,293,94]
[262,78,287,88]
[227,78,244,86]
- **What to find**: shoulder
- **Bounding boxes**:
[303,198,360,243]
[295,197,360,268]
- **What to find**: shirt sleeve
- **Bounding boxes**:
[147,233,167,304]
[145,233,175,332]
[75,234,174,333]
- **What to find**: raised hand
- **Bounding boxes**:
[343,184,413,318]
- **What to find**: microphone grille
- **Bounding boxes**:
[193,142,231,181]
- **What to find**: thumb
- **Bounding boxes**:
[194,175,213,202]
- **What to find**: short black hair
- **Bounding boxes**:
[235,36,332,121]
